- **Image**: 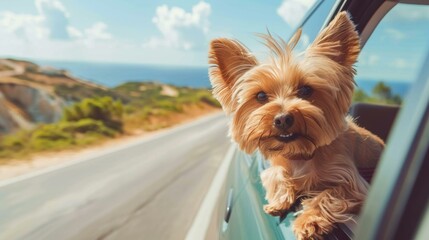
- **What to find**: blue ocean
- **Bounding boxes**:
[35,60,211,89]
[35,60,411,97]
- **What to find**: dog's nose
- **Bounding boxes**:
[274,114,294,130]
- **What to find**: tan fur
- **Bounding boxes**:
[208,12,384,239]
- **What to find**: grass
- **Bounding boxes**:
[54,84,128,103]
[114,82,220,132]
[0,119,118,160]
[0,81,221,162]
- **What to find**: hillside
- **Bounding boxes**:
[0,59,112,134]
[0,58,220,161]
[0,59,219,137]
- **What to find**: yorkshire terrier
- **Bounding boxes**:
[208,12,384,239]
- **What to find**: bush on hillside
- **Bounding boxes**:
[0,118,117,155]
[63,96,124,131]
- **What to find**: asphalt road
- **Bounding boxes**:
[0,113,229,240]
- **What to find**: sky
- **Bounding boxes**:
[0,0,309,66]
[355,4,429,83]
[0,0,428,82]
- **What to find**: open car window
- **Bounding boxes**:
[353,3,429,106]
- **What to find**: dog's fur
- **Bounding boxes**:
[208,12,384,239]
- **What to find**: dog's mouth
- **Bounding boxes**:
[275,133,299,143]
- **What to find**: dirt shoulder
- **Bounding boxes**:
[0,108,221,182]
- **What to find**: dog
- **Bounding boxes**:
[208,12,384,239]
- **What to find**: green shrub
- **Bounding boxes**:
[65,119,116,137]
[63,96,124,131]
[0,119,118,155]
[0,130,29,151]
[155,100,183,112]
[32,124,73,141]
[30,124,74,150]
[200,95,221,107]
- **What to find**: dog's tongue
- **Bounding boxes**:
[284,153,314,161]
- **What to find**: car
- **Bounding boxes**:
[206,0,429,239]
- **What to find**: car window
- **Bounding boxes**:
[356,4,429,239]
[294,0,340,52]
[353,3,429,105]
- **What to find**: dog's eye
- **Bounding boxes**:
[297,85,313,98]
[256,91,268,102]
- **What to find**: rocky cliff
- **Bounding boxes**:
[0,59,116,135]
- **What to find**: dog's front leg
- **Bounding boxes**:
[293,186,365,240]
[260,165,296,216]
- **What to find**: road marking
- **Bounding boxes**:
[0,112,225,188]
[185,143,236,240]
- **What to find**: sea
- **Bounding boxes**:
[34,60,412,97]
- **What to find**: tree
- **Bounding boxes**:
[372,82,392,101]
[353,89,369,102]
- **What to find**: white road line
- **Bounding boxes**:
[185,143,236,240]
[0,112,225,188]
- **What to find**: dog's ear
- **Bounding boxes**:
[307,12,360,67]
[209,38,258,113]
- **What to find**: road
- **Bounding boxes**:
[0,113,229,240]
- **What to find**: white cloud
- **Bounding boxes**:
[277,0,316,28]
[0,0,209,65]
[0,0,71,40]
[356,53,379,66]
[66,26,83,38]
[0,11,46,40]
[84,22,112,41]
[0,0,112,43]
[35,0,68,17]
[37,0,70,39]
[368,54,379,65]
[391,5,429,21]
[392,58,408,68]
[143,1,211,50]
[385,28,405,40]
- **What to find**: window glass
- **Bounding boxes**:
[354,4,429,105]
[293,0,338,52]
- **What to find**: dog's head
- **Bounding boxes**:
[209,12,360,160]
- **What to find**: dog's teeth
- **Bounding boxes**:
[280,133,294,138]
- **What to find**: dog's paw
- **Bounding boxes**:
[260,166,295,214]
[293,212,332,240]
[263,203,286,216]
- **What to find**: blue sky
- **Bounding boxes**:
[0,0,303,66]
[355,4,429,83]
[0,0,427,82]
